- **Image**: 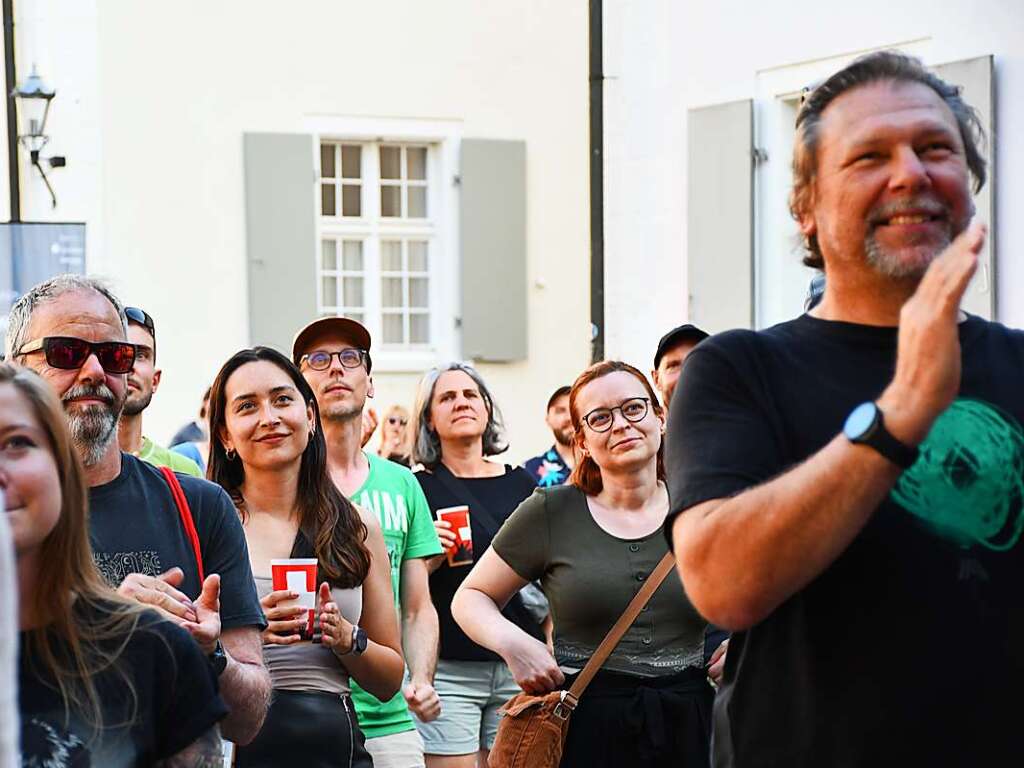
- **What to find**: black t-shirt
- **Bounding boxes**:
[416,464,543,662]
[89,453,265,631]
[665,314,1024,767]
[19,601,227,766]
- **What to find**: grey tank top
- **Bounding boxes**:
[254,576,363,695]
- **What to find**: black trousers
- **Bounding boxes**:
[560,667,714,768]
[235,689,374,768]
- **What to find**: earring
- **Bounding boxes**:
[225,447,237,461]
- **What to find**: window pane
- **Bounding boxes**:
[342,184,361,217]
[407,186,427,218]
[382,313,404,344]
[409,277,429,308]
[407,147,427,180]
[381,185,401,217]
[341,145,361,179]
[408,241,428,271]
[321,240,337,270]
[342,240,363,271]
[320,144,336,178]
[410,313,430,344]
[381,240,402,271]
[321,184,336,216]
[380,146,401,179]
[382,277,404,308]
[321,276,338,305]
[342,277,364,308]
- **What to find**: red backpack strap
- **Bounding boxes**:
[159,466,205,583]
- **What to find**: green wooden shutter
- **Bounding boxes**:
[687,100,754,332]
[932,56,996,319]
[459,139,528,362]
[243,133,318,353]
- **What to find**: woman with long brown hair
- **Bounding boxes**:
[207,346,403,767]
[7,362,226,765]
[452,361,720,767]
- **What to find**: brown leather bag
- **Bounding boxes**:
[487,552,677,768]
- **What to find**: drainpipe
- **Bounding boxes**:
[588,0,604,363]
[2,0,19,222]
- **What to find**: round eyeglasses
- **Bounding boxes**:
[582,397,651,433]
[301,348,366,371]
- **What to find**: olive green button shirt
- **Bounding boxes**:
[491,484,707,677]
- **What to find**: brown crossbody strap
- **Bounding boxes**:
[564,551,677,703]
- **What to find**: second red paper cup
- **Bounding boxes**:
[437,505,473,567]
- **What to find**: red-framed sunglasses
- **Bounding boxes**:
[16,336,138,374]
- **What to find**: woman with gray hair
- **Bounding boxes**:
[410,363,544,768]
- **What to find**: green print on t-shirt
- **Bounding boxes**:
[892,398,1024,550]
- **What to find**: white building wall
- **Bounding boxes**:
[604,0,1024,373]
[7,0,591,461]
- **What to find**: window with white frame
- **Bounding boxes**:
[317,141,436,349]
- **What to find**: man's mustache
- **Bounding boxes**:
[63,384,116,407]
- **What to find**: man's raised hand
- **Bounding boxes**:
[879,221,986,446]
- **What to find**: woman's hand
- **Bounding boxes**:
[433,518,457,551]
[260,589,307,645]
[426,519,457,573]
[502,634,564,695]
[317,582,355,657]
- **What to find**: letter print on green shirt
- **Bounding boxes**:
[892,398,1024,551]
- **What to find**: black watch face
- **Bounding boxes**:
[355,628,368,653]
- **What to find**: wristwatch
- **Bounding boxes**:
[344,626,368,656]
[208,640,228,676]
[843,402,919,469]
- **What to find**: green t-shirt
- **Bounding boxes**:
[349,452,443,738]
[137,437,203,478]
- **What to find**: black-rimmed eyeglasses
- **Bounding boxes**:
[582,397,651,433]
[300,348,367,371]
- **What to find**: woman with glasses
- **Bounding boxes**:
[5,362,228,765]
[451,361,717,768]
[207,346,404,768]
[409,363,544,768]
[377,404,412,466]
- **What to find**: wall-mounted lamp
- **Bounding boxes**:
[12,65,65,208]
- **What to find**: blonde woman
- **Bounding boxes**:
[6,363,227,765]
[378,404,412,467]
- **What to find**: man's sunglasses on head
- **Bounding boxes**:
[16,336,138,374]
[125,306,156,339]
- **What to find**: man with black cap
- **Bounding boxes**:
[523,385,575,487]
[293,316,442,768]
[651,323,709,407]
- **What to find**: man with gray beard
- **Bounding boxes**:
[7,275,271,746]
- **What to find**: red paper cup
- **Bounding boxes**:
[271,558,318,637]
[437,505,473,567]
